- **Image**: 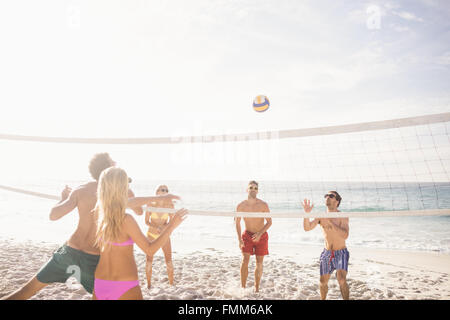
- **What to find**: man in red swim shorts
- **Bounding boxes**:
[235,181,272,292]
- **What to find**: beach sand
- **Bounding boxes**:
[0,238,449,300]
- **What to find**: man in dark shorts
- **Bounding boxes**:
[2,153,143,299]
[302,191,350,300]
[235,181,272,292]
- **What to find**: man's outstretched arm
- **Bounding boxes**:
[128,189,143,215]
[127,194,180,208]
[49,186,77,221]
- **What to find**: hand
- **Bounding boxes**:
[169,208,188,229]
[61,185,72,201]
[302,199,314,213]
[251,232,262,242]
[239,239,244,250]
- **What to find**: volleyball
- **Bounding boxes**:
[253,95,270,112]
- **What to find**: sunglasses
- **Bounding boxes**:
[324,193,336,199]
[249,186,258,190]
[158,189,168,192]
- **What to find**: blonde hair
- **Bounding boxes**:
[94,167,129,251]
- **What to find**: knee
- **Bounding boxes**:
[146,256,153,263]
[166,260,173,268]
[319,282,328,290]
[164,253,172,263]
[255,262,263,270]
[241,258,250,267]
[319,277,329,286]
[337,274,347,286]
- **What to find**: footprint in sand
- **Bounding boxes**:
[296,293,307,300]
[301,289,310,296]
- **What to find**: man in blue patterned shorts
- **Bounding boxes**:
[302,191,349,300]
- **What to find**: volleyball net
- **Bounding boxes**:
[0,112,449,218]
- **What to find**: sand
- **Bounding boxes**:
[0,238,449,300]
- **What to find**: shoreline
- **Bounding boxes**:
[1,238,449,300]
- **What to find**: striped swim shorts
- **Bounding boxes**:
[319,248,349,276]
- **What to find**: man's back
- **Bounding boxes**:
[66,182,99,255]
[64,182,140,255]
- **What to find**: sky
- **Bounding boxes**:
[0,0,450,183]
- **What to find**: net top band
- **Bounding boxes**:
[1,112,449,144]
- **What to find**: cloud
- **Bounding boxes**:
[384,2,401,10]
[393,10,424,22]
[436,52,450,65]
[273,40,401,96]
[390,23,411,32]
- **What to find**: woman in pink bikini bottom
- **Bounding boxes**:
[92,167,187,300]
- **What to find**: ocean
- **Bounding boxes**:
[1,179,449,255]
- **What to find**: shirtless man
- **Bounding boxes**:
[3,153,177,300]
[235,181,272,292]
[302,191,349,300]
